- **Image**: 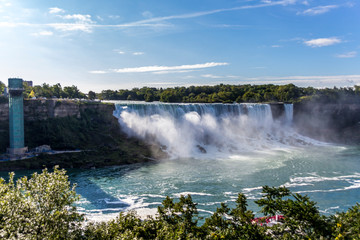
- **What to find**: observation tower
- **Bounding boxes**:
[7,78,27,155]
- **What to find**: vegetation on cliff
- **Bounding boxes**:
[21,81,360,104]
[0,81,5,95]
[97,84,360,104]
[23,82,87,99]
[0,167,359,239]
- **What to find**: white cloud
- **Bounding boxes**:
[0,22,19,27]
[153,70,196,74]
[133,52,145,56]
[201,74,223,78]
[271,45,281,48]
[142,11,153,18]
[298,5,338,15]
[62,14,93,24]
[48,23,93,33]
[302,1,309,6]
[49,7,65,14]
[113,50,145,55]
[111,62,229,73]
[31,30,53,36]
[48,10,95,32]
[242,75,360,88]
[201,74,240,79]
[89,70,107,74]
[336,51,357,58]
[0,0,11,11]
[170,74,360,88]
[304,37,341,47]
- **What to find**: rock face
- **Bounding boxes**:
[0,103,8,122]
[0,100,116,152]
[0,100,115,121]
[0,99,161,170]
[269,103,285,120]
[293,101,360,144]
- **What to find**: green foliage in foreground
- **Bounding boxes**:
[0,167,359,239]
[0,167,83,240]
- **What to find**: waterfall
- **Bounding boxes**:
[113,102,315,158]
[284,104,293,126]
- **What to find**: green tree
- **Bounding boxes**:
[23,81,33,98]
[255,186,332,239]
[144,89,155,102]
[242,91,262,103]
[63,85,86,99]
[0,167,83,239]
[332,203,360,239]
[88,91,96,100]
[51,83,63,98]
[0,81,6,94]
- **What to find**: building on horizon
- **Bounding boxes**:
[24,80,33,87]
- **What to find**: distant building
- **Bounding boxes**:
[24,80,33,87]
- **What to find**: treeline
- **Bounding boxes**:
[0,167,359,239]
[23,82,90,99]
[3,81,360,104]
[99,84,360,103]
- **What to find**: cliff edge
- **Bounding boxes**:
[0,100,165,170]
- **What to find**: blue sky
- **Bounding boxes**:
[0,0,359,92]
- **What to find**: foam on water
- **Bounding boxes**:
[172,192,214,197]
[239,172,360,199]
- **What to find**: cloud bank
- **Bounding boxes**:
[49,7,64,14]
[90,62,229,74]
[336,51,357,58]
[304,37,341,47]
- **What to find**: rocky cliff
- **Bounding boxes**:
[0,99,116,121]
[0,100,164,170]
[293,101,360,144]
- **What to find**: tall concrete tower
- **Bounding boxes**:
[7,78,27,155]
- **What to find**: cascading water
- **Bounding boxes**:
[113,102,314,158]
[284,103,293,126]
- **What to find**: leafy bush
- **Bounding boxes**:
[0,168,359,239]
[0,167,83,239]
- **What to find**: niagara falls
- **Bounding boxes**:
[68,102,360,222]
